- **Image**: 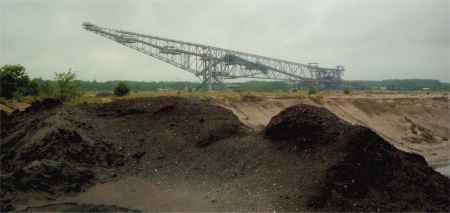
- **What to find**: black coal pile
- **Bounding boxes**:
[87,96,248,147]
[265,104,449,212]
[318,126,449,212]
[265,104,349,145]
[0,102,124,211]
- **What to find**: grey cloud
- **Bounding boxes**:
[1,0,449,82]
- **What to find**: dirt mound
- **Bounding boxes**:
[324,95,449,166]
[265,104,348,144]
[2,97,448,212]
[265,104,449,212]
[317,127,450,211]
[87,96,248,147]
[1,110,124,171]
[2,126,123,172]
[0,98,62,138]
[1,96,248,210]
[0,103,125,211]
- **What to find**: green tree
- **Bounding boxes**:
[0,64,31,99]
[27,79,40,96]
[54,70,81,101]
[38,81,56,99]
[114,81,130,96]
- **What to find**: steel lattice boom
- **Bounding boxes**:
[83,22,344,89]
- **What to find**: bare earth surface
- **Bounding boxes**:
[325,94,449,166]
[218,92,450,167]
[1,94,449,212]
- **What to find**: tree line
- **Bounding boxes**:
[1,64,449,101]
[76,79,450,92]
[0,65,130,101]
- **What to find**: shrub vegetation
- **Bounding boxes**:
[114,81,130,96]
[54,71,81,101]
[0,65,36,99]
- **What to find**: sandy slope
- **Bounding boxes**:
[217,93,449,167]
[324,95,449,166]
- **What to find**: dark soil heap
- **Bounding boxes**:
[265,104,449,212]
[321,127,449,211]
[1,98,448,212]
[1,97,248,211]
[85,96,247,147]
[265,104,349,144]
[0,99,124,211]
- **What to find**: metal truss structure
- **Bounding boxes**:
[83,22,344,89]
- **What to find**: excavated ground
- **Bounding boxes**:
[0,97,448,212]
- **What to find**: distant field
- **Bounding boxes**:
[76,90,448,104]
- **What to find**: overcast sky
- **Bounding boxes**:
[1,0,449,82]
